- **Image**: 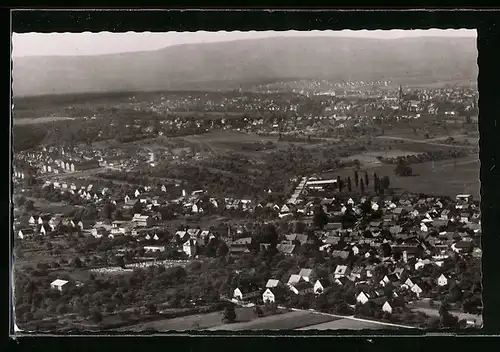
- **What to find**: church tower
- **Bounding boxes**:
[398,84,404,103]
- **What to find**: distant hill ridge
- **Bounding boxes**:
[13,36,477,97]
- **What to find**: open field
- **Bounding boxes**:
[24,197,83,214]
[334,155,479,199]
[296,317,401,330]
[407,300,482,326]
[209,310,339,330]
[114,307,266,331]
[13,116,76,125]
[344,149,423,166]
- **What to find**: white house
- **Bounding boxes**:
[29,216,39,226]
[144,245,165,253]
[39,224,51,235]
[356,292,370,305]
[411,284,423,297]
[352,245,360,256]
[334,265,349,278]
[437,274,449,287]
[382,301,393,314]
[50,279,70,292]
[183,239,197,257]
[313,280,330,295]
[262,288,276,303]
[415,259,432,270]
[18,228,34,239]
[234,287,260,301]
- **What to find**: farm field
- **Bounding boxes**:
[209,310,340,330]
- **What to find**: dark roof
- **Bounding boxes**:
[293,281,314,291]
[277,244,297,254]
[371,297,388,306]
[454,241,474,249]
[236,285,260,294]
[331,250,350,259]
[325,222,342,230]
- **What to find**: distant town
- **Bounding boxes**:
[13,78,481,332]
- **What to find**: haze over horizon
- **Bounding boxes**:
[12,29,476,58]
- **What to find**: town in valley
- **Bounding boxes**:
[11,30,481,333]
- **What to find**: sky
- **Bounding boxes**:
[12,29,476,58]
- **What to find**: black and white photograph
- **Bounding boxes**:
[11,27,481,333]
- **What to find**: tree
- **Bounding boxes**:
[216,242,229,257]
[15,195,27,207]
[91,309,103,324]
[25,200,35,211]
[364,171,369,186]
[254,305,264,317]
[83,203,98,220]
[115,255,125,269]
[313,205,329,229]
[99,202,114,220]
[146,303,157,314]
[72,257,83,268]
[347,177,352,192]
[222,305,237,323]
[360,179,365,194]
[394,163,412,177]
[354,171,359,187]
[381,176,390,190]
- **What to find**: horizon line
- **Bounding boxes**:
[12,34,476,59]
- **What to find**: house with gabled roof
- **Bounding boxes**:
[276,243,298,256]
[356,291,371,305]
[39,223,52,235]
[234,285,261,301]
[313,279,331,294]
[287,274,302,286]
[262,287,285,303]
[289,280,314,295]
[334,264,350,278]
[298,268,313,282]
[437,274,449,287]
